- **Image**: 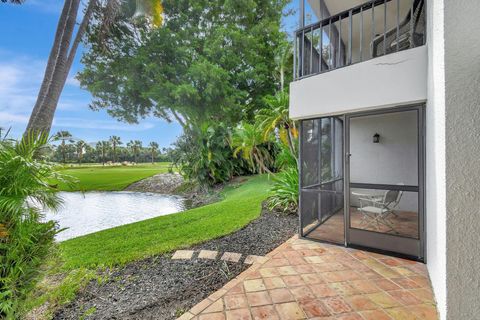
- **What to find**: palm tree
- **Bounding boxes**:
[274,42,292,91]
[0,132,65,317]
[231,122,273,174]
[75,140,86,164]
[96,141,110,165]
[256,91,298,164]
[53,130,73,163]
[109,135,122,163]
[21,0,164,135]
[148,141,159,164]
[127,140,142,163]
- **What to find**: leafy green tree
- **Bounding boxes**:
[78,0,288,130]
[109,135,122,163]
[149,141,159,164]
[0,1,25,4]
[53,130,73,164]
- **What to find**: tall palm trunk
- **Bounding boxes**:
[26,0,97,135]
[61,140,66,163]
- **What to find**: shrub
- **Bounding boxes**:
[267,166,299,214]
[171,123,248,187]
[0,134,66,318]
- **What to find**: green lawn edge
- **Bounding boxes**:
[57,162,171,191]
[59,175,272,270]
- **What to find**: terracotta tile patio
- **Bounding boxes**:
[178,236,438,320]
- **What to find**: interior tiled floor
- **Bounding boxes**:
[306,208,419,244]
[178,236,437,320]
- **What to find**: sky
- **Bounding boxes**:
[0,0,299,148]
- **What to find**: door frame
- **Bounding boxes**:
[344,104,426,261]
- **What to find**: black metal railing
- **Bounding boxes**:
[294,0,425,80]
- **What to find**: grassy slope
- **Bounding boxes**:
[57,163,171,191]
[60,175,271,270]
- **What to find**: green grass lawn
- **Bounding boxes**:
[60,175,271,269]
[57,162,171,191]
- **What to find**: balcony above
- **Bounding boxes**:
[290,46,427,120]
[294,0,426,79]
[290,0,427,120]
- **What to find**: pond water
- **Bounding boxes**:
[44,192,189,241]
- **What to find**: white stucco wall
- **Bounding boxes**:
[425,0,446,319]
[289,46,428,120]
[444,1,480,319]
[349,111,418,211]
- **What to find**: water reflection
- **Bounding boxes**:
[44,191,189,241]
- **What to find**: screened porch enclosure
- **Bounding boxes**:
[299,106,425,260]
[300,117,345,244]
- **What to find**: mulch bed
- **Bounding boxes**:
[53,206,297,320]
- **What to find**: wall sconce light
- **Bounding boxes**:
[373,133,380,143]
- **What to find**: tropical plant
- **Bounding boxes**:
[75,140,86,164]
[256,91,298,164]
[0,133,68,318]
[127,140,142,163]
[231,122,275,174]
[96,140,110,165]
[172,123,240,187]
[149,141,159,164]
[109,135,122,163]
[267,166,299,214]
[53,130,73,164]
[274,41,293,92]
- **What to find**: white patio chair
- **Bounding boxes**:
[358,189,403,233]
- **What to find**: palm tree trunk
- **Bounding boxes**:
[286,127,299,165]
[26,0,75,134]
[254,152,273,174]
[26,0,98,135]
[62,141,66,163]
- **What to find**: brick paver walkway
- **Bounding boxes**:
[178,236,438,320]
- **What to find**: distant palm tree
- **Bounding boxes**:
[54,130,73,163]
[109,135,122,163]
[127,140,142,163]
[149,141,159,164]
[0,0,25,3]
[96,141,110,165]
[76,140,86,164]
